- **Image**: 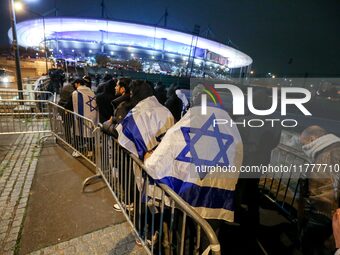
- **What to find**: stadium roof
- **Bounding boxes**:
[9,17,252,68]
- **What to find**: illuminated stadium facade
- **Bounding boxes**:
[9,18,252,76]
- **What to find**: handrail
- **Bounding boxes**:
[130,153,222,255]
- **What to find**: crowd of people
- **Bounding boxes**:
[56,74,340,255]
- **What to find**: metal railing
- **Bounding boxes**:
[0,91,221,255]
[83,128,221,255]
[0,99,52,135]
[0,89,56,103]
[260,144,311,222]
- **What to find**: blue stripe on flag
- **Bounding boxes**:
[77,92,84,116]
[77,92,84,137]
[121,112,147,159]
[157,176,235,211]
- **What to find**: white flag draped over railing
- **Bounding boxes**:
[145,106,243,222]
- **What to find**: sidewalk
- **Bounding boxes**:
[0,134,41,254]
[0,134,146,255]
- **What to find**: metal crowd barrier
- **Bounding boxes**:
[260,144,311,222]
[50,103,97,168]
[0,92,221,255]
[0,89,56,103]
[83,127,221,255]
[0,99,52,135]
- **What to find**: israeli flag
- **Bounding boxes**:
[72,86,98,137]
[116,96,174,159]
[144,106,243,222]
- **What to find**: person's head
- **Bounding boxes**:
[167,83,178,98]
[115,78,131,96]
[129,80,154,105]
[104,79,117,94]
[72,78,85,89]
[102,73,113,82]
[82,75,91,88]
[300,125,328,145]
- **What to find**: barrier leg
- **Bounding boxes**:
[82,174,103,192]
[36,133,55,147]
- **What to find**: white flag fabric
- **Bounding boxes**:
[72,86,98,137]
[116,95,174,159]
[144,106,243,222]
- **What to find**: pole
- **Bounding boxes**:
[101,0,105,18]
[9,0,23,99]
[54,0,57,16]
[42,16,48,74]
[164,8,168,27]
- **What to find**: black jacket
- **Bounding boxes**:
[58,84,75,111]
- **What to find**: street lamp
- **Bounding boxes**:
[9,0,23,99]
[15,4,56,74]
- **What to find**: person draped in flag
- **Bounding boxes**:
[112,80,175,215]
[144,84,243,253]
[71,78,98,157]
[116,80,175,160]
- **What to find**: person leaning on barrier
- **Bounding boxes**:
[144,84,243,254]
[300,125,340,254]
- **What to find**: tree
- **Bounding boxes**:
[95,54,110,67]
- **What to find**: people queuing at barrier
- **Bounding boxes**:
[54,76,340,254]
[300,126,340,254]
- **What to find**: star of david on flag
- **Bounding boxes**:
[176,113,234,179]
[86,96,97,112]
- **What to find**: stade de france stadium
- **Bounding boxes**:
[8,17,252,76]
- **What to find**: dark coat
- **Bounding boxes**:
[96,80,117,123]
[165,95,182,122]
[58,84,75,111]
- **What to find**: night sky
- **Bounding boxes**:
[0,0,339,76]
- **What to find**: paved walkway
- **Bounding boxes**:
[0,134,146,255]
[0,134,41,254]
[29,222,144,255]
